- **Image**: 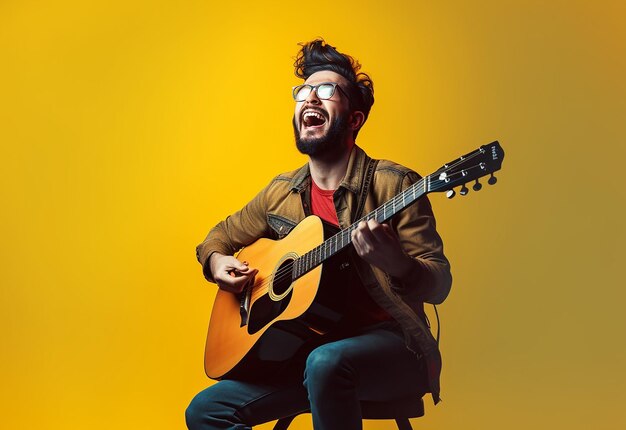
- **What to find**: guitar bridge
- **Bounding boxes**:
[238,285,252,327]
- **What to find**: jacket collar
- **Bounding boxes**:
[289,145,368,194]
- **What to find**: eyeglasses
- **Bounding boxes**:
[292,82,350,102]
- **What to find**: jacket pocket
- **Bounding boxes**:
[267,213,297,239]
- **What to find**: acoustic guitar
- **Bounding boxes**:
[204,141,505,380]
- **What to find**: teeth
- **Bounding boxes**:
[303,111,324,121]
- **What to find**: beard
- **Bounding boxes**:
[292,112,349,158]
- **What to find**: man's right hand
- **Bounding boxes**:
[209,253,258,294]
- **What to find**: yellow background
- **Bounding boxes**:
[2,1,625,429]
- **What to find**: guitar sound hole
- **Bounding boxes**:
[247,259,294,335]
[272,259,294,296]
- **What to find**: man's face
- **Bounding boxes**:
[292,70,353,157]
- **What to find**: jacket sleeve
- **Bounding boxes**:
[391,171,452,305]
[195,182,272,283]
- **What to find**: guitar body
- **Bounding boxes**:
[205,215,336,380]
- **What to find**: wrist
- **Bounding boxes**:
[208,252,224,277]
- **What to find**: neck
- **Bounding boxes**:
[308,141,354,190]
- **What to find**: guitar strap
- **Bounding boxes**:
[351,156,379,222]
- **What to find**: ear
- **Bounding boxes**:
[349,110,365,131]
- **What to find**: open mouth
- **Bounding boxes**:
[301,110,327,129]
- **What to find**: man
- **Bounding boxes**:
[187,39,452,430]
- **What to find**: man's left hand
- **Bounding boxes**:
[351,219,414,279]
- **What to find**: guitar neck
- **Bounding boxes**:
[292,176,429,279]
[292,140,505,279]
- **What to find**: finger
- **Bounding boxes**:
[221,273,251,293]
[228,263,257,278]
[367,219,389,239]
[230,266,258,279]
[353,223,376,256]
[367,219,382,230]
[233,265,256,275]
[218,274,242,289]
[357,220,378,247]
[233,259,249,271]
[352,229,363,255]
[227,279,248,293]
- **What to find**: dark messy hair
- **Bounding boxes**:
[294,39,374,138]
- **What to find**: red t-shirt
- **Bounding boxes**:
[310,179,391,324]
[310,179,340,226]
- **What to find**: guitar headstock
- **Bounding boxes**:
[427,141,504,198]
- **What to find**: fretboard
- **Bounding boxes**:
[292,175,430,279]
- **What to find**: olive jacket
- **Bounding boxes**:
[196,145,452,404]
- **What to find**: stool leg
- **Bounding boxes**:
[273,415,296,430]
[395,418,414,430]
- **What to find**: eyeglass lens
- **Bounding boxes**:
[294,84,336,101]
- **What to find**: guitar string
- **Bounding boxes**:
[247,156,489,301]
[246,155,490,302]
[255,148,489,291]
[244,149,494,302]
[245,175,430,300]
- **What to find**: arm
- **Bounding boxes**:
[351,171,452,304]
[196,181,272,285]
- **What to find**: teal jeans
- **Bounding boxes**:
[185,322,428,430]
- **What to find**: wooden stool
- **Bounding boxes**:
[272,396,425,430]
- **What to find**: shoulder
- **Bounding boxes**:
[375,158,423,186]
[256,163,308,204]
[274,165,306,183]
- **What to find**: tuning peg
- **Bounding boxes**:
[460,184,469,196]
[446,189,456,199]
[473,179,482,191]
[488,173,497,185]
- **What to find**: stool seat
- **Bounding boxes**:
[272,396,424,430]
[360,396,424,419]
